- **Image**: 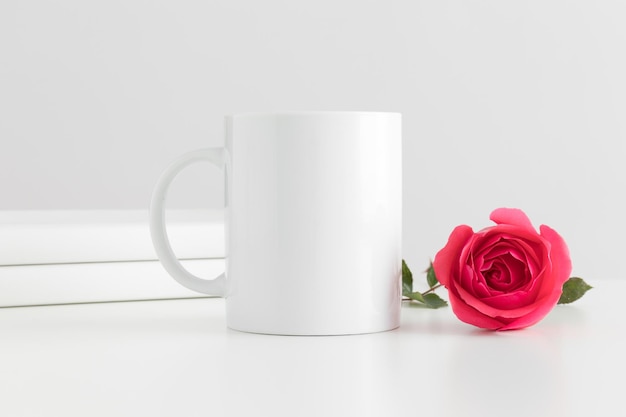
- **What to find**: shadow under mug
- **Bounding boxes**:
[150,111,402,335]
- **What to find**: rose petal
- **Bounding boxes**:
[539,224,572,287]
[481,262,548,308]
[472,230,543,272]
[501,240,542,278]
[482,257,522,292]
[447,289,505,330]
[503,254,528,287]
[478,228,545,274]
[433,225,474,288]
[498,226,571,331]
[459,264,477,294]
[481,287,537,310]
[469,229,502,256]
[515,263,547,296]
[498,287,562,330]
[482,226,543,247]
[461,233,481,272]
[455,283,541,318]
[490,208,536,233]
[463,256,501,297]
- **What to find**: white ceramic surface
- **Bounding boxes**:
[150,112,402,335]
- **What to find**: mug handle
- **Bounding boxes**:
[149,148,226,296]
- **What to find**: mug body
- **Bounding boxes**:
[223,112,402,335]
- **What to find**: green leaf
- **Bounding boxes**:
[422,293,448,309]
[403,301,431,309]
[558,277,592,304]
[426,262,439,288]
[402,259,413,297]
[406,291,425,303]
[401,260,448,309]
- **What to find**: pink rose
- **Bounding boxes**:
[433,208,572,330]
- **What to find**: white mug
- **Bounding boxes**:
[150,112,402,335]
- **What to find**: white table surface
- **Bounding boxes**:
[1,278,621,417]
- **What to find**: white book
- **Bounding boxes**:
[0,209,225,266]
[0,259,224,307]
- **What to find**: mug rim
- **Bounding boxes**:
[226,111,401,118]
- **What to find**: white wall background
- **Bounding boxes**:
[1,0,625,281]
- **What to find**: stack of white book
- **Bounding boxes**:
[0,210,224,307]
